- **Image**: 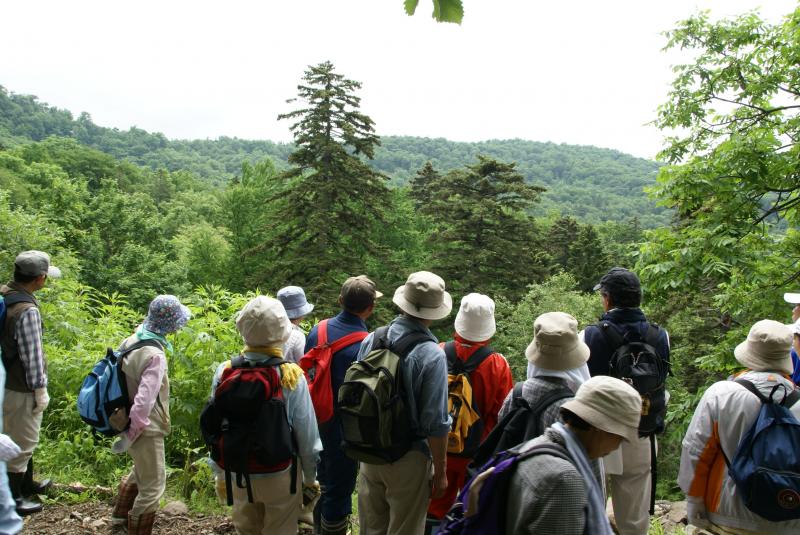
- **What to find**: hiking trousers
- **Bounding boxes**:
[3,390,42,473]
[358,450,432,535]
[607,435,652,535]
[317,417,358,523]
[126,433,166,516]
[230,468,301,535]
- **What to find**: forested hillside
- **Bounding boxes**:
[0,86,666,226]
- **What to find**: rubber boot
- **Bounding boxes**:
[320,515,350,535]
[22,457,52,497]
[7,472,42,516]
[112,476,138,527]
[127,511,156,535]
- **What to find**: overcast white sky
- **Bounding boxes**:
[1,1,796,159]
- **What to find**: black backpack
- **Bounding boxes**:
[199,356,297,505]
[467,379,573,478]
[598,321,668,436]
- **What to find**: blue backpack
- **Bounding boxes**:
[77,339,162,436]
[725,378,800,522]
[439,440,571,534]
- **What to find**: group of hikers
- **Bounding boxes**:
[0,251,799,535]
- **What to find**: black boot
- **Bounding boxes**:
[22,458,51,497]
[7,472,43,516]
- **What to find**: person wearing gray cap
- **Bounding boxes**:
[582,266,671,535]
[506,376,643,535]
[277,286,314,363]
[0,251,61,516]
[354,271,452,535]
[679,320,800,535]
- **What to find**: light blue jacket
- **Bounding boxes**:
[210,353,322,482]
[357,315,451,457]
[0,361,22,534]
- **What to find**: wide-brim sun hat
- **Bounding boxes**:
[454,293,496,341]
[784,293,800,305]
[734,319,793,375]
[525,312,590,371]
[562,376,642,442]
[236,296,292,348]
[143,295,191,335]
[392,271,452,321]
[276,286,314,319]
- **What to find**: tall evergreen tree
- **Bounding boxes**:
[425,156,548,300]
[409,161,441,211]
[268,61,391,307]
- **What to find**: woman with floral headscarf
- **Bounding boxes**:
[109,295,191,535]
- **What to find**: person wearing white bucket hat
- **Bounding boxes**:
[426,293,513,525]
[679,319,800,535]
[355,271,453,535]
[276,286,314,363]
[1,251,62,517]
[208,296,322,535]
[506,376,642,534]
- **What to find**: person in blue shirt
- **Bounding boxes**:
[783,293,800,385]
[304,275,382,535]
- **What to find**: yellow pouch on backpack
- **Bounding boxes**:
[447,374,481,454]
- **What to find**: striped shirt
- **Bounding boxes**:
[14,307,47,389]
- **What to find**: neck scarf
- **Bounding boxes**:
[526,362,591,393]
[241,346,303,390]
[551,422,613,535]
[135,324,172,353]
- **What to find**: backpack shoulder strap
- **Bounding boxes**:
[643,323,661,346]
[118,339,164,358]
[734,378,770,404]
[316,319,329,346]
[444,342,458,373]
[372,326,390,350]
[783,388,800,408]
[328,330,368,354]
[230,355,246,369]
[597,321,625,349]
[512,381,526,407]
[390,330,433,358]
[1,292,36,307]
[528,386,574,426]
[461,346,494,375]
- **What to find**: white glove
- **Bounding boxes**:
[111,435,132,454]
[0,434,20,462]
[687,496,711,528]
[32,388,49,415]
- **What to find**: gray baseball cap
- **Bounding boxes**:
[14,251,62,279]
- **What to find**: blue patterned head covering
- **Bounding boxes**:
[143,295,191,335]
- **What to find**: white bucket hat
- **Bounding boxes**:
[784,293,800,305]
[276,286,314,319]
[562,376,642,442]
[236,296,292,348]
[734,319,793,375]
[392,271,452,321]
[525,312,590,371]
[454,293,496,341]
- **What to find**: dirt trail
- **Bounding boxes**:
[21,501,315,534]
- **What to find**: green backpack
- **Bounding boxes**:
[338,326,432,464]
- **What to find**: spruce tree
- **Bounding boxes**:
[268,61,390,307]
[425,156,548,301]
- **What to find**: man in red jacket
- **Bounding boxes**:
[426,293,513,524]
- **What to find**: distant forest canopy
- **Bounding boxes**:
[0,86,667,226]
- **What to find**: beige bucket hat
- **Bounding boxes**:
[562,376,642,442]
[454,293,496,341]
[734,319,793,375]
[236,296,292,348]
[392,271,452,321]
[525,312,590,371]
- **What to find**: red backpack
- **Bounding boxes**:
[199,356,296,505]
[299,319,367,424]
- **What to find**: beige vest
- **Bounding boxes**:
[119,333,170,436]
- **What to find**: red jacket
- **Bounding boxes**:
[428,334,514,519]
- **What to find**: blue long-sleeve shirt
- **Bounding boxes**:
[356,315,451,457]
[791,348,800,385]
[305,310,369,400]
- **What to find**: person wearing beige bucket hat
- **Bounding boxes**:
[679,319,800,535]
[354,271,453,535]
[505,376,642,534]
[426,294,513,525]
[207,296,322,535]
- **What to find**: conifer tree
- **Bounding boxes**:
[268,61,390,306]
[425,156,548,300]
[409,161,441,211]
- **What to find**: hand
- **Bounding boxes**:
[33,388,49,415]
[111,435,131,454]
[431,470,448,499]
[0,434,20,462]
[302,481,321,507]
[687,497,710,528]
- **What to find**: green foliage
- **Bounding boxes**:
[492,273,601,380]
[404,0,464,24]
[545,216,613,292]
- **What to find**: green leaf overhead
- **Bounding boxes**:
[404,0,463,24]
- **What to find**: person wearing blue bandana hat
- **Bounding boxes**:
[784,293,800,385]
